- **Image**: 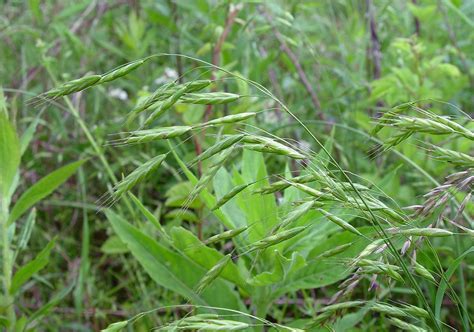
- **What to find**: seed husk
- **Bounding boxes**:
[196,112,256,128]
[180,92,240,104]
[45,74,101,99]
[113,154,166,198]
[212,184,249,210]
[273,200,314,232]
[371,303,407,317]
[242,135,306,159]
[204,226,248,245]
[393,227,453,237]
[123,126,193,144]
[317,242,353,258]
[319,300,365,313]
[195,254,231,294]
[99,59,148,84]
[191,134,245,165]
[388,317,427,332]
[319,209,363,236]
[412,261,436,282]
[251,226,307,251]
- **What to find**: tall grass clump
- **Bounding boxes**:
[34,55,472,332]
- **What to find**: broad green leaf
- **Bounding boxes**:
[275,228,372,298]
[0,108,20,199]
[235,150,277,241]
[8,159,86,225]
[171,226,249,291]
[10,237,56,294]
[248,251,306,287]
[105,210,244,310]
[100,236,129,255]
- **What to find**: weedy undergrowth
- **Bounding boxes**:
[0,90,83,331]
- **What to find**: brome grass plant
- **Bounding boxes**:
[2,1,473,330]
[31,54,472,331]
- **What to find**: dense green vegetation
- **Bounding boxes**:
[1,1,473,331]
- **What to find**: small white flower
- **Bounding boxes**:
[154,67,179,85]
[108,88,128,101]
[298,140,311,153]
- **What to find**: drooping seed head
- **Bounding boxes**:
[319,209,363,236]
[191,134,245,165]
[251,226,307,251]
[45,74,102,99]
[180,92,240,105]
[196,112,256,128]
[99,59,148,84]
[123,126,193,144]
[204,226,248,245]
[195,254,231,294]
[212,184,249,210]
[393,227,453,237]
[113,154,166,198]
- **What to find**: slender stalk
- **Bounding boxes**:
[1,197,15,330]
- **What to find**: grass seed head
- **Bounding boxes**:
[251,226,307,251]
[113,154,167,198]
[45,74,101,99]
[204,226,248,245]
[319,209,363,236]
[212,184,249,210]
[191,134,245,165]
[180,92,240,104]
[99,59,148,84]
[123,126,193,144]
[195,254,231,294]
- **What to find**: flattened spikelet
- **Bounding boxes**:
[45,74,101,99]
[392,227,453,237]
[317,242,353,258]
[118,126,193,144]
[196,112,256,128]
[195,254,231,294]
[204,226,248,245]
[319,300,365,313]
[99,59,148,84]
[112,154,166,199]
[371,303,407,317]
[242,135,306,159]
[388,317,427,332]
[412,261,436,282]
[273,200,314,232]
[191,134,245,165]
[180,92,240,104]
[319,209,363,236]
[212,184,249,210]
[144,85,189,126]
[251,226,307,251]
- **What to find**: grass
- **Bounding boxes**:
[1,1,473,331]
